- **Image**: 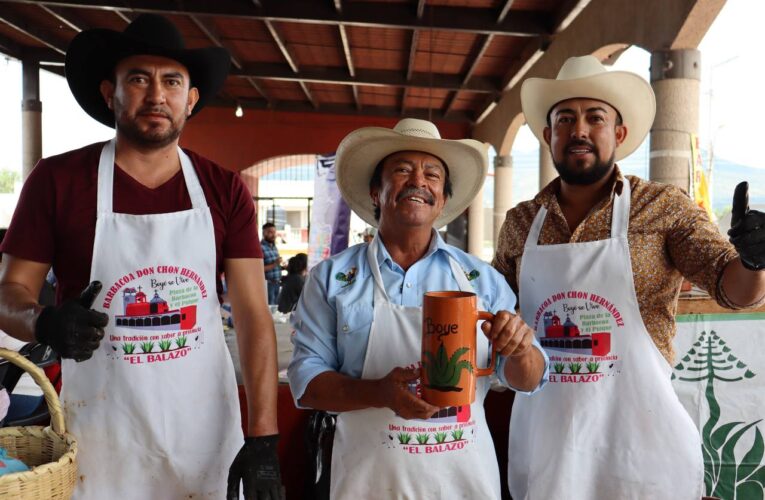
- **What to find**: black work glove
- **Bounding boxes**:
[34,281,109,362]
[728,182,765,271]
[227,434,284,500]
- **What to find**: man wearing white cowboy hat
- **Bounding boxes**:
[494,55,765,499]
[288,118,549,499]
[0,14,284,500]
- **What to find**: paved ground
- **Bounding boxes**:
[224,312,295,385]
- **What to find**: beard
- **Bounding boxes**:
[114,105,185,149]
[553,141,615,185]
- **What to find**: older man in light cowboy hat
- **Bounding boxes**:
[0,14,284,500]
[288,118,549,499]
[493,55,765,499]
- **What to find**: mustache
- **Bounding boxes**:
[396,187,435,205]
[138,107,171,118]
[565,139,596,151]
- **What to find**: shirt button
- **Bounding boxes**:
[405,283,412,288]
[342,324,349,332]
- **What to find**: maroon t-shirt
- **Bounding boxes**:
[1,141,263,304]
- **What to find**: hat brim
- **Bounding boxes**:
[335,128,488,228]
[65,29,230,127]
[521,70,656,161]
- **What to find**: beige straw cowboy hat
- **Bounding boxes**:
[521,55,656,161]
[335,118,489,228]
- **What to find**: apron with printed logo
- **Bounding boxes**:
[60,139,243,499]
[329,238,501,499]
[508,181,703,499]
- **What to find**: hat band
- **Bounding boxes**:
[397,127,439,139]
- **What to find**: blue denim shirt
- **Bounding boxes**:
[287,231,549,407]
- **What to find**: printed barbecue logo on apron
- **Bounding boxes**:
[379,362,477,455]
[533,289,624,383]
[100,264,208,364]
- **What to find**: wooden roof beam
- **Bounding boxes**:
[38,4,91,32]
[113,9,133,24]
[351,85,360,110]
[189,14,270,102]
[334,0,358,108]
[416,0,426,19]
[0,9,67,55]
[219,97,471,122]
[0,1,551,37]
[232,64,499,93]
[263,18,315,107]
[401,0,423,117]
[444,1,514,115]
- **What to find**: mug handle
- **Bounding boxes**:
[474,311,496,377]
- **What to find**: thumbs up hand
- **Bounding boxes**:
[728,182,765,271]
[34,281,110,362]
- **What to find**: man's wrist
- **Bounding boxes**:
[503,345,544,390]
[245,434,279,446]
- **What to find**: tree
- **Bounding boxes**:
[673,329,764,499]
[0,170,19,193]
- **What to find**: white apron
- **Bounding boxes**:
[60,140,243,499]
[508,181,703,499]
[329,238,501,499]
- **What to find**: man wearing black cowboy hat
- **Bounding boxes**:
[0,14,282,500]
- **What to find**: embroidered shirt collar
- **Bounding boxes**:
[533,165,626,208]
[376,228,452,272]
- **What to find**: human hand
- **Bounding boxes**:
[226,435,284,500]
[728,181,765,271]
[480,310,535,358]
[34,281,109,362]
[377,367,440,420]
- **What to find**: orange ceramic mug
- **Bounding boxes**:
[421,291,495,407]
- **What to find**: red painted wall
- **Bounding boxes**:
[180,107,472,172]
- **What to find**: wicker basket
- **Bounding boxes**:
[0,348,77,499]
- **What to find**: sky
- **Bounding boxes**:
[0,1,762,173]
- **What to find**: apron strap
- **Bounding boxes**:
[96,139,116,215]
[524,206,547,249]
[367,236,390,304]
[178,149,207,210]
[96,140,207,215]
[610,177,631,239]
[448,256,474,293]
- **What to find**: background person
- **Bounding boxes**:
[261,222,283,306]
[277,252,307,314]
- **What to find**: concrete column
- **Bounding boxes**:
[649,49,701,190]
[22,59,42,181]
[467,185,484,258]
[493,154,512,243]
[539,141,556,190]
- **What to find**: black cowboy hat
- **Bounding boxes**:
[65,14,230,127]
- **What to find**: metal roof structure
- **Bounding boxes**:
[0,0,589,124]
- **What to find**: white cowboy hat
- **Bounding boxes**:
[521,55,656,161]
[335,118,489,228]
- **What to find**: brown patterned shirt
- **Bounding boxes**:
[492,167,740,364]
